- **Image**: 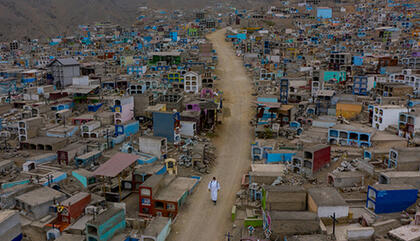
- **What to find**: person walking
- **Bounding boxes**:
[208,177,220,205]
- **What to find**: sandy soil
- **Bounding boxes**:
[167,29,254,241]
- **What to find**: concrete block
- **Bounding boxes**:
[389,225,420,241]
[270,211,320,239]
[357,160,374,175]
[372,219,401,237]
[347,227,374,241]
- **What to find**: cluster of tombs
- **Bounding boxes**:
[225,0,420,240]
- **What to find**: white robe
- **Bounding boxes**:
[208,180,220,201]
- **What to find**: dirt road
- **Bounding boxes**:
[167,29,253,241]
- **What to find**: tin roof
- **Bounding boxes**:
[93,152,140,177]
[56,58,79,66]
[48,58,79,66]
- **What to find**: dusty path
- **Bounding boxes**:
[167,29,253,241]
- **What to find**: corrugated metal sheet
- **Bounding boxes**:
[93,152,139,177]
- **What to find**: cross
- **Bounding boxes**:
[330,212,337,236]
[225,232,233,241]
